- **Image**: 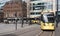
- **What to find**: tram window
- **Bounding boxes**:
[48,17,54,23]
[47,13,54,16]
[41,15,45,23]
[47,14,54,16]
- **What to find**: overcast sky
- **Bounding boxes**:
[0,0,60,8]
[0,0,10,3]
[0,0,10,8]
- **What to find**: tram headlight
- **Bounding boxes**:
[44,23,48,26]
[44,24,46,26]
[52,24,54,26]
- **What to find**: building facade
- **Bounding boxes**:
[29,0,45,18]
[0,7,4,22]
[25,0,30,18]
[26,0,56,17]
[3,0,27,18]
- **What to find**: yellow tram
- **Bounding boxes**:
[40,13,55,30]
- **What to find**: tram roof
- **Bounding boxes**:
[43,12,54,17]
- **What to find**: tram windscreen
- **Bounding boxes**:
[47,17,54,23]
[42,14,54,23]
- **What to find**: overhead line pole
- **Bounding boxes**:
[57,0,58,12]
[56,0,58,27]
[21,1,24,27]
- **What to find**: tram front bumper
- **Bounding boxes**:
[41,26,55,30]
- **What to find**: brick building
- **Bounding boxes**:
[0,7,4,22]
[3,0,27,18]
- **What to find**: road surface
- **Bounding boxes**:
[55,22,60,36]
[0,24,55,36]
[1,23,60,36]
[0,24,41,36]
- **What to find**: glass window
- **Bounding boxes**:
[33,3,44,5]
[58,5,60,10]
[6,2,9,5]
[6,12,9,17]
[42,13,54,23]
[30,12,41,15]
[47,17,54,23]
[36,12,41,14]
[56,11,60,15]
[30,12,35,15]
[30,6,33,10]
[47,13,54,16]
[33,3,45,10]
[43,15,54,23]
[33,6,45,10]
[48,4,53,10]
[46,2,53,10]
[31,0,37,1]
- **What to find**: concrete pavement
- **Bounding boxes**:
[0,23,56,36]
[0,24,41,36]
[0,23,58,36]
[0,22,59,36]
[0,23,30,33]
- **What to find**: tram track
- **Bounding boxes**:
[51,31,54,36]
[49,31,54,36]
[36,31,44,36]
[51,31,55,36]
[37,31,54,36]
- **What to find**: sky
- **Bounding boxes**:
[0,0,25,8]
[0,0,10,8]
[0,0,60,8]
[0,0,10,2]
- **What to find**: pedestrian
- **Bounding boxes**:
[56,16,58,27]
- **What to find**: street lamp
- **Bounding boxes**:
[15,12,17,30]
[57,0,58,12]
[21,1,24,27]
